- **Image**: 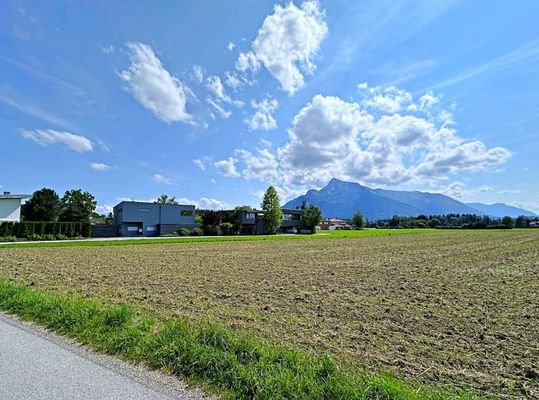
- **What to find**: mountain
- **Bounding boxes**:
[283,178,485,220]
[466,203,537,218]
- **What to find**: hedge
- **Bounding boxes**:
[0,221,91,238]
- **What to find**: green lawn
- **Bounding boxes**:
[0,228,435,248]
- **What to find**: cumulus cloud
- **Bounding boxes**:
[358,82,412,113]
[153,174,174,185]
[21,129,93,153]
[214,84,512,196]
[89,162,111,171]
[224,71,242,90]
[236,1,328,95]
[119,42,192,123]
[246,97,279,131]
[214,157,240,177]
[177,197,231,210]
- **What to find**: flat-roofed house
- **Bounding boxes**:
[0,192,31,223]
[113,201,197,237]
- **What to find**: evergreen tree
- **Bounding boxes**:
[352,211,365,229]
[261,186,282,234]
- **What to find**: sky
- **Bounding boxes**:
[1,0,538,215]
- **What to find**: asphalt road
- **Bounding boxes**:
[0,313,208,400]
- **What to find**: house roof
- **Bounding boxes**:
[0,194,31,200]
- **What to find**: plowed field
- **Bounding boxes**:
[1,230,538,398]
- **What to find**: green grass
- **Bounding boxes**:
[0,228,436,248]
[0,279,479,400]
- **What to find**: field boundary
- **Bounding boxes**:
[0,279,477,400]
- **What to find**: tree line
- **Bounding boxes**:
[21,188,97,222]
[367,213,538,229]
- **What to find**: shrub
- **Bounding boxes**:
[190,227,203,236]
[0,236,17,242]
[0,221,91,238]
[177,228,190,236]
[220,222,236,236]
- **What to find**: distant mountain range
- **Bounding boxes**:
[283,178,537,220]
[466,203,537,218]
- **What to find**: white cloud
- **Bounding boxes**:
[207,98,232,119]
[358,82,412,113]
[205,75,227,100]
[21,129,93,153]
[234,149,280,182]
[214,157,240,177]
[100,45,114,54]
[224,71,242,90]
[193,158,206,170]
[119,42,192,123]
[236,1,328,94]
[96,204,113,215]
[176,197,231,210]
[215,84,512,193]
[89,162,111,171]
[192,65,204,83]
[153,174,174,185]
[235,51,260,73]
[438,181,493,201]
[227,41,236,52]
[246,97,279,131]
[205,75,244,119]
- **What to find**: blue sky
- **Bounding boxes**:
[1,0,538,214]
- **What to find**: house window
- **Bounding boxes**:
[146,226,157,232]
[180,210,193,216]
[246,212,255,220]
[282,214,292,221]
[138,208,151,213]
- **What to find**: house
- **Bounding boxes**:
[218,208,304,234]
[113,201,197,237]
[0,192,31,223]
[319,218,352,230]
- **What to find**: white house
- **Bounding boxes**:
[0,192,31,223]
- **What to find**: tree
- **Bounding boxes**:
[302,205,322,232]
[155,194,178,205]
[501,216,514,228]
[515,215,529,228]
[261,186,282,234]
[59,189,97,222]
[234,205,253,211]
[201,210,221,235]
[389,215,401,228]
[21,188,61,221]
[351,211,365,229]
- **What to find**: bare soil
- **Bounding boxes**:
[1,230,538,398]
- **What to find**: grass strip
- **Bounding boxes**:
[0,279,478,400]
[0,229,437,248]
